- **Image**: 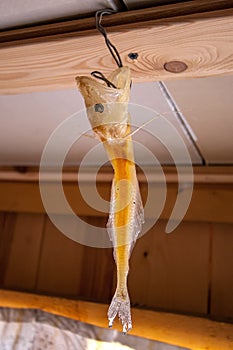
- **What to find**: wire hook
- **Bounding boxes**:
[91,9,123,89]
[95,9,123,68]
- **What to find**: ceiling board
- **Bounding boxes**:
[0,0,122,29]
[0,82,201,166]
[165,75,233,164]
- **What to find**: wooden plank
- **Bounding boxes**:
[0,213,16,286]
[0,6,233,93]
[0,212,5,236]
[0,212,7,285]
[129,220,210,314]
[3,213,45,290]
[0,181,44,213]
[211,223,233,321]
[163,184,233,224]
[0,180,233,223]
[36,215,115,300]
[36,216,84,296]
[78,216,115,303]
[1,165,233,183]
[0,289,233,350]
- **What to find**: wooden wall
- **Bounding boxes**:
[0,211,232,321]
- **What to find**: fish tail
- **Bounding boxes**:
[108,288,132,334]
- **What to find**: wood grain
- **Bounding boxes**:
[4,213,45,290]
[78,217,115,303]
[0,213,16,286]
[0,289,233,350]
[36,216,84,296]
[211,223,233,320]
[0,7,233,94]
[0,180,233,224]
[1,0,232,44]
[0,181,44,213]
[129,220,210,314]
[36,216,114,300]
[0,211,232,321]
[0,212,5,236]
[1,165,233,183]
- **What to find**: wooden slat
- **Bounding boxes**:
[4,213,45,290]
[36,216,84,296]
[0,181,44,213]
[0,289,233,350]
[0,212,232,321]
[1,166,233,183]
[164,184,233,224]
[0,213,16,286]
[0,6,233,93]
[211,223,233,321]
[0,180,233,224]
[129,220,210,314]
[36,215,115,300]
[78,217,115,302]
[0,212,5,236]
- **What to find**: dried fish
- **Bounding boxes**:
[76,66,144,333]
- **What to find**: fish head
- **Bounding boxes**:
[76,67,131,141]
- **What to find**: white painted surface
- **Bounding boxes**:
[166,76,233,164]
[0,82,201,166]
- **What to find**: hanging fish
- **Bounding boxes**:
[76,9,144,334]
[76,66,144,333]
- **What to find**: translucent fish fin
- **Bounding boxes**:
[106,177,144,255]
[128,179,145,255]
[106,179,116,244]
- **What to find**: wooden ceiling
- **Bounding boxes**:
[0,1,233,94]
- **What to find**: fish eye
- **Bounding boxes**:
[94,103,104,113]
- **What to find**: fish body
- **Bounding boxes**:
[76,67,144,333]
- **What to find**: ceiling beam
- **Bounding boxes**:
[0,166,233,184]
[1,289,233,349]
[0,166,233,223]
[0,2,233,94]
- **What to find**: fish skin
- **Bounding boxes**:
[76,67,144,333]
[105,138,144,333]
